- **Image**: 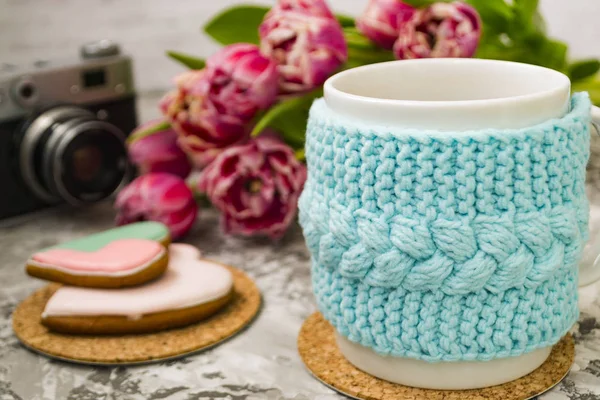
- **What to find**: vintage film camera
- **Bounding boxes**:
[0,40,137,219]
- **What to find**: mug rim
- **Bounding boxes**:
[323,58,571,131]
[324,58,570,109]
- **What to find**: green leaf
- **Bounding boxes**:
[569,59,600,82]
[572,76,600,106]
[402,0,451,7]
[343,27,395,66]
[513,0,538,22]
[466,0,512,33]
[475,43,522,62]
[203,5,268,46]
[347,47,394,66]
[166,51,206,70]
[531,10,547,34]
[507,0,545,39]
[251,90,322,147]
[486,32,567,72]
[126,120,171,145]
[536,38,568,71]
[336,13,355,27]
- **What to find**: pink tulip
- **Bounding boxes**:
[394,1,481,59]
[127,119,192,179]
[161,44,279,166]
[205,44,280,118]
[357,0,416,50]
[267,0,335,19]
[198,135,306,239]
[259,8,347,94]
[115,173,198,239]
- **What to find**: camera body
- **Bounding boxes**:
[0,40,137,219]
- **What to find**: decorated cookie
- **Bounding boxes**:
[26,238,169,288]
[26,222,170,288]
[51,221,171,252]
[41,244,234,335]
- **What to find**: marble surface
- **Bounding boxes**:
[0,92,599,399]
[0,202,599,400]
[2,0,600,396]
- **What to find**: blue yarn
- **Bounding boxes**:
[300,93,591,362]
[311,259,578,362]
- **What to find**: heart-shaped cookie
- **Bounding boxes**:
[26,222,171,288]
[53,221,171,252]
[41,244,234,335]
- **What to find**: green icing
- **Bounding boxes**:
[52,222,169,252]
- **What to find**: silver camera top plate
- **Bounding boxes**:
[0,40,135,121]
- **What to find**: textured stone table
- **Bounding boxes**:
[2,85,600,398]
[0,201,600,400]
[2,0,600,394]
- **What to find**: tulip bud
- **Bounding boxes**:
[205,43,280,118]
[357,0,416,50]
[260,9,347,94]
[394,1,481,59]
[161,44,279,166]
[128,119,192,179]
[267,0,335,19]
[115,173,198,239]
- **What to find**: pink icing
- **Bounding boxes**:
[31,239,164,272]
[42,244,233,318]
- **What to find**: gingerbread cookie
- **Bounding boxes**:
[50,221,171,251]
[41,244,234,335]
[26,238,169,288]
[26,222,171,288]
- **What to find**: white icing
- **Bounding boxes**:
[42,244,233,318]
[28,249,167,278]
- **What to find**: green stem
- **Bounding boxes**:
[347,47,395,65]
[126,120,171,144]
[343,28,395,66]
[344,28,379,50]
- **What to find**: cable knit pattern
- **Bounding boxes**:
[300,93,591,361]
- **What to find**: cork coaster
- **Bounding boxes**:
[12,264,261,365]
[298,313,574,400]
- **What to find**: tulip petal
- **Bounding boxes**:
[114,173,198,239]
[259,8,347,94]
[197,135,306,238]
[393,1,481,60]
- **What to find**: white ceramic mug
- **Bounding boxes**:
[324,58,600,390]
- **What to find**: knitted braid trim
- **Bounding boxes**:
[300,93,590,361]
[312,259,579,362]
[301,190,584,295]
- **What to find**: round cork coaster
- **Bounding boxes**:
[298,313,574,400]
[12,264,261,365]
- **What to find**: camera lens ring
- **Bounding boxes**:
[20,106,93,203]
[41,116,88,196]
[50,120,128,205]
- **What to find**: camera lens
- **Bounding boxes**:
[20,106,129,205]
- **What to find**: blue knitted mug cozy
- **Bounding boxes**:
[299,93,591,362]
